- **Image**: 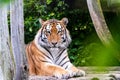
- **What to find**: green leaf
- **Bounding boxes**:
[46,0,52,5]
[58,1,63,7]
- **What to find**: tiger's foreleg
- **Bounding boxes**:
[43,63,70,79]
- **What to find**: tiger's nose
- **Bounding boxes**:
[52,42,57,46]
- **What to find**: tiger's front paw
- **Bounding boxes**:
[75,69,85,77]
[53,70,70,79]
[69,69,85,77]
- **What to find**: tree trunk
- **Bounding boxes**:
[0,6,14,80]
[10,0,27,80]
[87,0,115,46]
[87,0,120,62]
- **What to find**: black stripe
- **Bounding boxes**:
[61,60,69,67]
[55,49,65,63]
[63,39,66,42]
[40,60,50,63]
[58,55,67,65]
[38,30,43,43]
[40,28,43,37]
[41,35,47,43]
[62,29,67,44]
[43,47,54,60]
[56,49,65,59]
[37,57,51,63]
[65,29,69,43]
[39,28,47,43]
[38,47,52,61]
[42,52,52,61]
[65,29,67,38]
[65,65,68,69]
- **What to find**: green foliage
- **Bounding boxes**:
[0,0,10,7]
[91,77,99,80]
[24,0,120,66]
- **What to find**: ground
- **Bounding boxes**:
[29,67,120,80]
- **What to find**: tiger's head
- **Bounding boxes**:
[35,18,71,49]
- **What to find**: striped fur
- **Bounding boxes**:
[26,18,85,79]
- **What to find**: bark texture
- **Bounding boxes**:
[0,6,14,80]
[10,0,27,79]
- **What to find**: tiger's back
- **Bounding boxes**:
[26,18,85,79]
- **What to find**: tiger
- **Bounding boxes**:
[25,17,85,79]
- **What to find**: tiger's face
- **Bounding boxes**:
[36,18,71,49]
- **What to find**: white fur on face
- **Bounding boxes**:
[56,23,62,31]
[46,24,51,31]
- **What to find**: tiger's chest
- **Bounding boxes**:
[49,48,61,61]
[50,48,59,57]
[47,48,66,65]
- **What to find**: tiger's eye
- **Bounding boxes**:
[58,30,61,33]
[46,30,50,33]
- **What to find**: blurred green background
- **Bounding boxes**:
[24,0,120,66]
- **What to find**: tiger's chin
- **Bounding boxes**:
[50,44,67,49]
[39,42,68,49]
[43,45,67,49]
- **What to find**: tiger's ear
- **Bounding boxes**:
[61,17,68,25]
[39,18,45,25]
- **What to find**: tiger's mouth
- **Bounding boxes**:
[50,42,59,48]
[49,42,67,49]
